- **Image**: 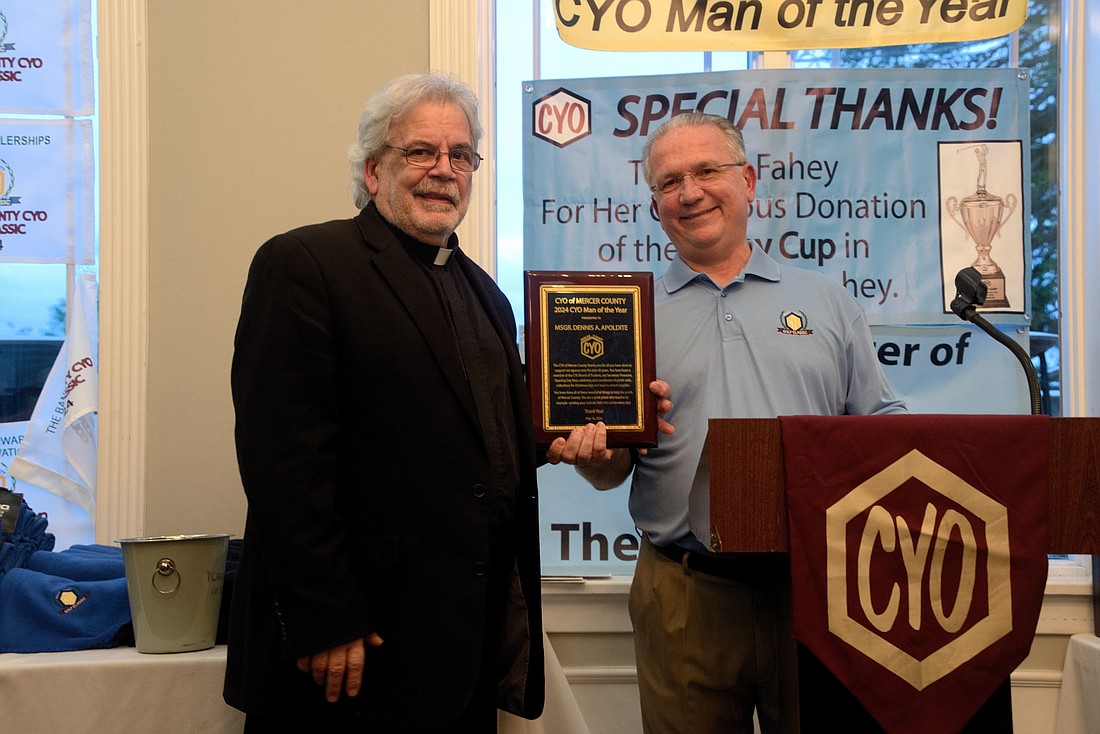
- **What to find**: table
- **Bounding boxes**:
[0,634,589,733]
[1055,633,1100,734]
[0,645,244,734]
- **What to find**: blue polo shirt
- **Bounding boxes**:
[629,244,906,549]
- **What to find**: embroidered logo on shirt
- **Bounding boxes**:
[777,310,814,335]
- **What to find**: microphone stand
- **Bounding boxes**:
[950,267,1043,416]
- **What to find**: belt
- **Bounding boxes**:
[648,538,788,586]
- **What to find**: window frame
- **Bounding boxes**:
[94,1,1100,571]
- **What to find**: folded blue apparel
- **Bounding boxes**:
[0,502,55,580]
[0,564,131,652]
[0,519,131,653]
[26,544,127,581]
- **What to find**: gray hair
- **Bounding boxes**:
[641,113,746,189]
[348,72,484,208]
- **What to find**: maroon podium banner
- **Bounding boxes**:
[781,414,1049,734]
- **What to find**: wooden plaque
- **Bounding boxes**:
[524,271,657,448]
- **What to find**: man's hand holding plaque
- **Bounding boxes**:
[544,380,674,490]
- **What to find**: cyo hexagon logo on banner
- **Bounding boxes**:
[825,449,1011,690]
[532,88,592,148]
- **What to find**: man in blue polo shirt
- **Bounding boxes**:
[547,112,906,734]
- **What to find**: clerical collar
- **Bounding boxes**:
[380,213,459,267]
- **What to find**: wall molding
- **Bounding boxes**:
[96,0,148,543]
[429,0,497,275]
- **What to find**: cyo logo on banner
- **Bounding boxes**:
[825,449,1010,690]
[533,88,592,148]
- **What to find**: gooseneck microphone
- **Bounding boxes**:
[950,267,1043,415]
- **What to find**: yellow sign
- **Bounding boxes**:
[553,0,1028,51]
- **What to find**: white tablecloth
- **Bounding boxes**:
[1055,633,1100,734]
[0,645,244,733]
[0,634,589,734]
[500,630,590,733]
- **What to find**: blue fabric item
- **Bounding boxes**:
[26,544,127,581]
[0,566,131,652]
[0,518,132,653]
[0,501,56,579]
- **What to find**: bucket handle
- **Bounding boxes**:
[152,557,181,595]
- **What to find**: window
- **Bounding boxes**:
[498,1,1060,416]
[0,1,98,547]
[789,5,1062,415]
[0,263,67,422]
[494,0,1074,578]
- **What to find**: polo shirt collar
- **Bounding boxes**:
[661,241,781,294]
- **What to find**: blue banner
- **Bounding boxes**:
[523,68,1030,325]
[524,69,1034,576]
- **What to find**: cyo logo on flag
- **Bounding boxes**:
[825,449,1011,690]
[533,88,592,148]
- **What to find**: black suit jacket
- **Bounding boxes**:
[224,203,544,725]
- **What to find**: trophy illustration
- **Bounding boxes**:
[945,144,1017,308]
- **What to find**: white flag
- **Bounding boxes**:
[0,0,95,115]
[9,273,98,518]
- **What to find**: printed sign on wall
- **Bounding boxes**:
[524,68,1031,325]
[525,68,1032,575]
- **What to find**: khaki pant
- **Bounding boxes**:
[629,537,799,734]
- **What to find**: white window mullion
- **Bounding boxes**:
[96,0,149,543]
[429,0,497,277]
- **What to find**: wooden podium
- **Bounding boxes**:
[704,416,1100,731]
[706,416,1100,621]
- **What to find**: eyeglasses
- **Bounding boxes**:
[385,144,483,173]
[651,162,746,196]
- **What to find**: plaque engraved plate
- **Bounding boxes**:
[524,271,656,448]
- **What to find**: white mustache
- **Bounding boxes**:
[413,183,459,206]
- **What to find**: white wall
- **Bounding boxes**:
[101,1,432,539]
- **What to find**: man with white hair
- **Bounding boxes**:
[226,72,544,732]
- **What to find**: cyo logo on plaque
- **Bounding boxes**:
[580,334,604,360]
